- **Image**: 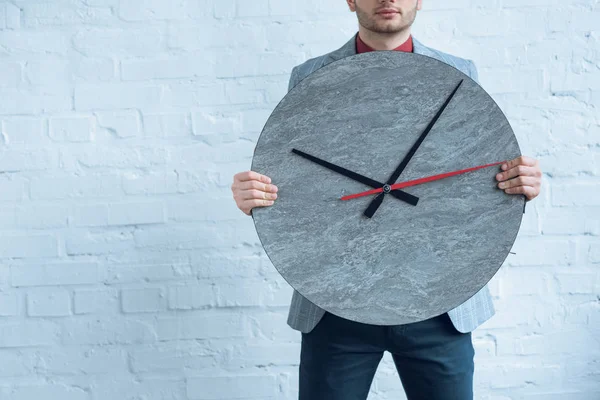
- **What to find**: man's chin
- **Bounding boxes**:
[371,23,406,34]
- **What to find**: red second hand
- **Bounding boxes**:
[340,161,506,201]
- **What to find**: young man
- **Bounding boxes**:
[231,1,542,398]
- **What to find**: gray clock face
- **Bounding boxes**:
[251,51,524,326]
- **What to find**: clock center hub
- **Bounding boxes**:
[383,184,391,194]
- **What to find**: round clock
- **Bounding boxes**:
[251,51,524,326]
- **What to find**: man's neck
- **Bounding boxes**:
[357,27,412,51]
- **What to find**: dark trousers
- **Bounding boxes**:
[299,311,474,400]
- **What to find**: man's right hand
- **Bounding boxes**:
[231,171,279,216]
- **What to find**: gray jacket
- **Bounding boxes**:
[285,34,495,334]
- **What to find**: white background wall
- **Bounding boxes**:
[0,0,598,399]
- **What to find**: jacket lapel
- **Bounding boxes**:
[324,34,442,65]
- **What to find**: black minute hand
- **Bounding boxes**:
[291,148,419,206]
[363,79,464,219]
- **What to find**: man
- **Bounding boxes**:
[231,1,542,398]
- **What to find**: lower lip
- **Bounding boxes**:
[377,11,398,18]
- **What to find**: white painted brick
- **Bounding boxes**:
[119,0,207,21]
[0,87,72,114]
[129,343,215,373]
[552,181,600,206]
[1,117,45,145]
[72,57,115,82]
[0,321,60,347]
[0,31,67,54]
[554,272,596,294]
[10,262,101,287]
[30,173,123,200]
[108,201,166,226]
[73,288,119,314]
[60,316,156,345]
[507,236,577,266]
[33,347,127,375]
[65,229,135,256]
[237,0,269,17]
[49,116,93,142]
[121,54,214,81]
[156,313,246,340]
[27,288,71,316]
[0,292,19,316]
[22,2,113,27]
[105,263,194,284]
[0,2,21,30]
[16,205,69,229]
[121,287,164,313]
[168,283,214,309]
[541,207,600,236]
[0,149,57,172]
[0,62,21,86]
[73,27,164,57]
[75,84,162,111]
[71,203,109,227]
[187,375,278,399]
[0,176,26,201]
[24,59,69,86]
[95,110,140,138]
[0,234,58,258]
[142,112,191,138]
[122,170,179,195]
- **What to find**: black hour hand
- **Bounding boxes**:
[291,148,419,206]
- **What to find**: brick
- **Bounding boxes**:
[75,84,162,111]
[2,117,45,145]
[156,313,246,340]
[0,31,67,54]
[74,288,119,314]
[0,87,72,114]
[0,62,21,86]
[119,0,207,21]
[27,289,71,316]
[121,54,213,81]
[60,316,156,345]
[122,170,178,195]
[187,375,278,399]
[0,320,60,347]
[0,235,58,258]
[72,27,164,57]
[0,292,19,316]
[129,342,214,373]
[65,229,135,256]
[168,283,214,309]
[108,201,166,226]
[121,288,164,313]
[22,2,112,27]
[30,173,122,200]
[142,112,191,138]
[552,181,600,206]
[49,116,93,142]
[10,262,101,287]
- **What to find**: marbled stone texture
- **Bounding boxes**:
[251,51,524,325]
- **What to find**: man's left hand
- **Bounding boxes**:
[495,155,542,201]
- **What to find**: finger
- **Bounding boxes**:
[235,171,272,184]
[239,188,278,201]
[238,180,278,193]
[496,165,538,181]
[497,175,537,189]
[244,198,275,211]
[504,185,537,200]
[501,155,537,171]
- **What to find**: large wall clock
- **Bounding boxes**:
[251,51,525,325]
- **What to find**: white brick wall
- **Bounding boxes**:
[0,0,598,399]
